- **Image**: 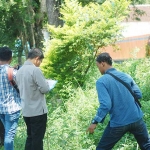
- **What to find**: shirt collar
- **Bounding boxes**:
[0,64,10,69]
[24,60,34,65]
[105,68,116,74]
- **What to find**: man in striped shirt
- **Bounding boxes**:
[0,47,21,150]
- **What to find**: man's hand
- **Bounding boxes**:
[86,124,97,134]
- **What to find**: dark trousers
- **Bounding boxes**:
[23,113,47,150]
[0,120,4,146]
[96,118,150,150]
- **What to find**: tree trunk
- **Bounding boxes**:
[46,0,63,27]
[18,49,23,65]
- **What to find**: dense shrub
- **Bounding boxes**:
[114,58,150,101]
[41,0,130,98]
[10,59,150,150]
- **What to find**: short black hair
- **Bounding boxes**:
[28,48,44,59]
[96,52,112,65]
[0,47,12,61]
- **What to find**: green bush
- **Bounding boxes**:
[2,47,147,150]
[9,58,150,150]
[114,58,150,101]
[43,58,150,150]
[145,43,150,57]
[41,0,130,98]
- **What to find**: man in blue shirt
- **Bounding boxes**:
[87,52,150,150]
[0,47,21,150]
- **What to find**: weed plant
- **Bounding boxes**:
[1,58,150,150]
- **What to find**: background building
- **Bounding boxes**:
[101,5,150,60]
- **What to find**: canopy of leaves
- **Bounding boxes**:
[0,0,46,61]
[78,0,150,5]
[41,0,130,97]
[78,0,106,5]
[0,0,23,47]
[131,0,150,4]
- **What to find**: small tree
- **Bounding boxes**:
[0,0,46,64]
[41,0,130,95]
[146,36,150,57]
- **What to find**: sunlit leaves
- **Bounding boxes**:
[42,0,130,97]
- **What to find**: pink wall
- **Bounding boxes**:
[100,34,150,60]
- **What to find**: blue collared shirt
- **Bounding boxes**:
[94,68,143,127]
[0,65,21,114]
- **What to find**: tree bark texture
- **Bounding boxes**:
[46,0,63,27]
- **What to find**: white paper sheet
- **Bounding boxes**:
[46,79,57,90]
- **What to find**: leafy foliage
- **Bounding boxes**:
[0,0,46,64]
[6,58,150,150]
[145,38,150,57]
[0,57,147,150]
[41,0,130,97]
[42,58,150,150]
[78,0,150,5]
[131,0,150,4]
[114,58,150,102]
[78,0,106,5]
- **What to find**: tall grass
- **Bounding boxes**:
[1,58,150,150]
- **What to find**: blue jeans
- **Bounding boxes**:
[0,111,20,150]
[96,118,150,150]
